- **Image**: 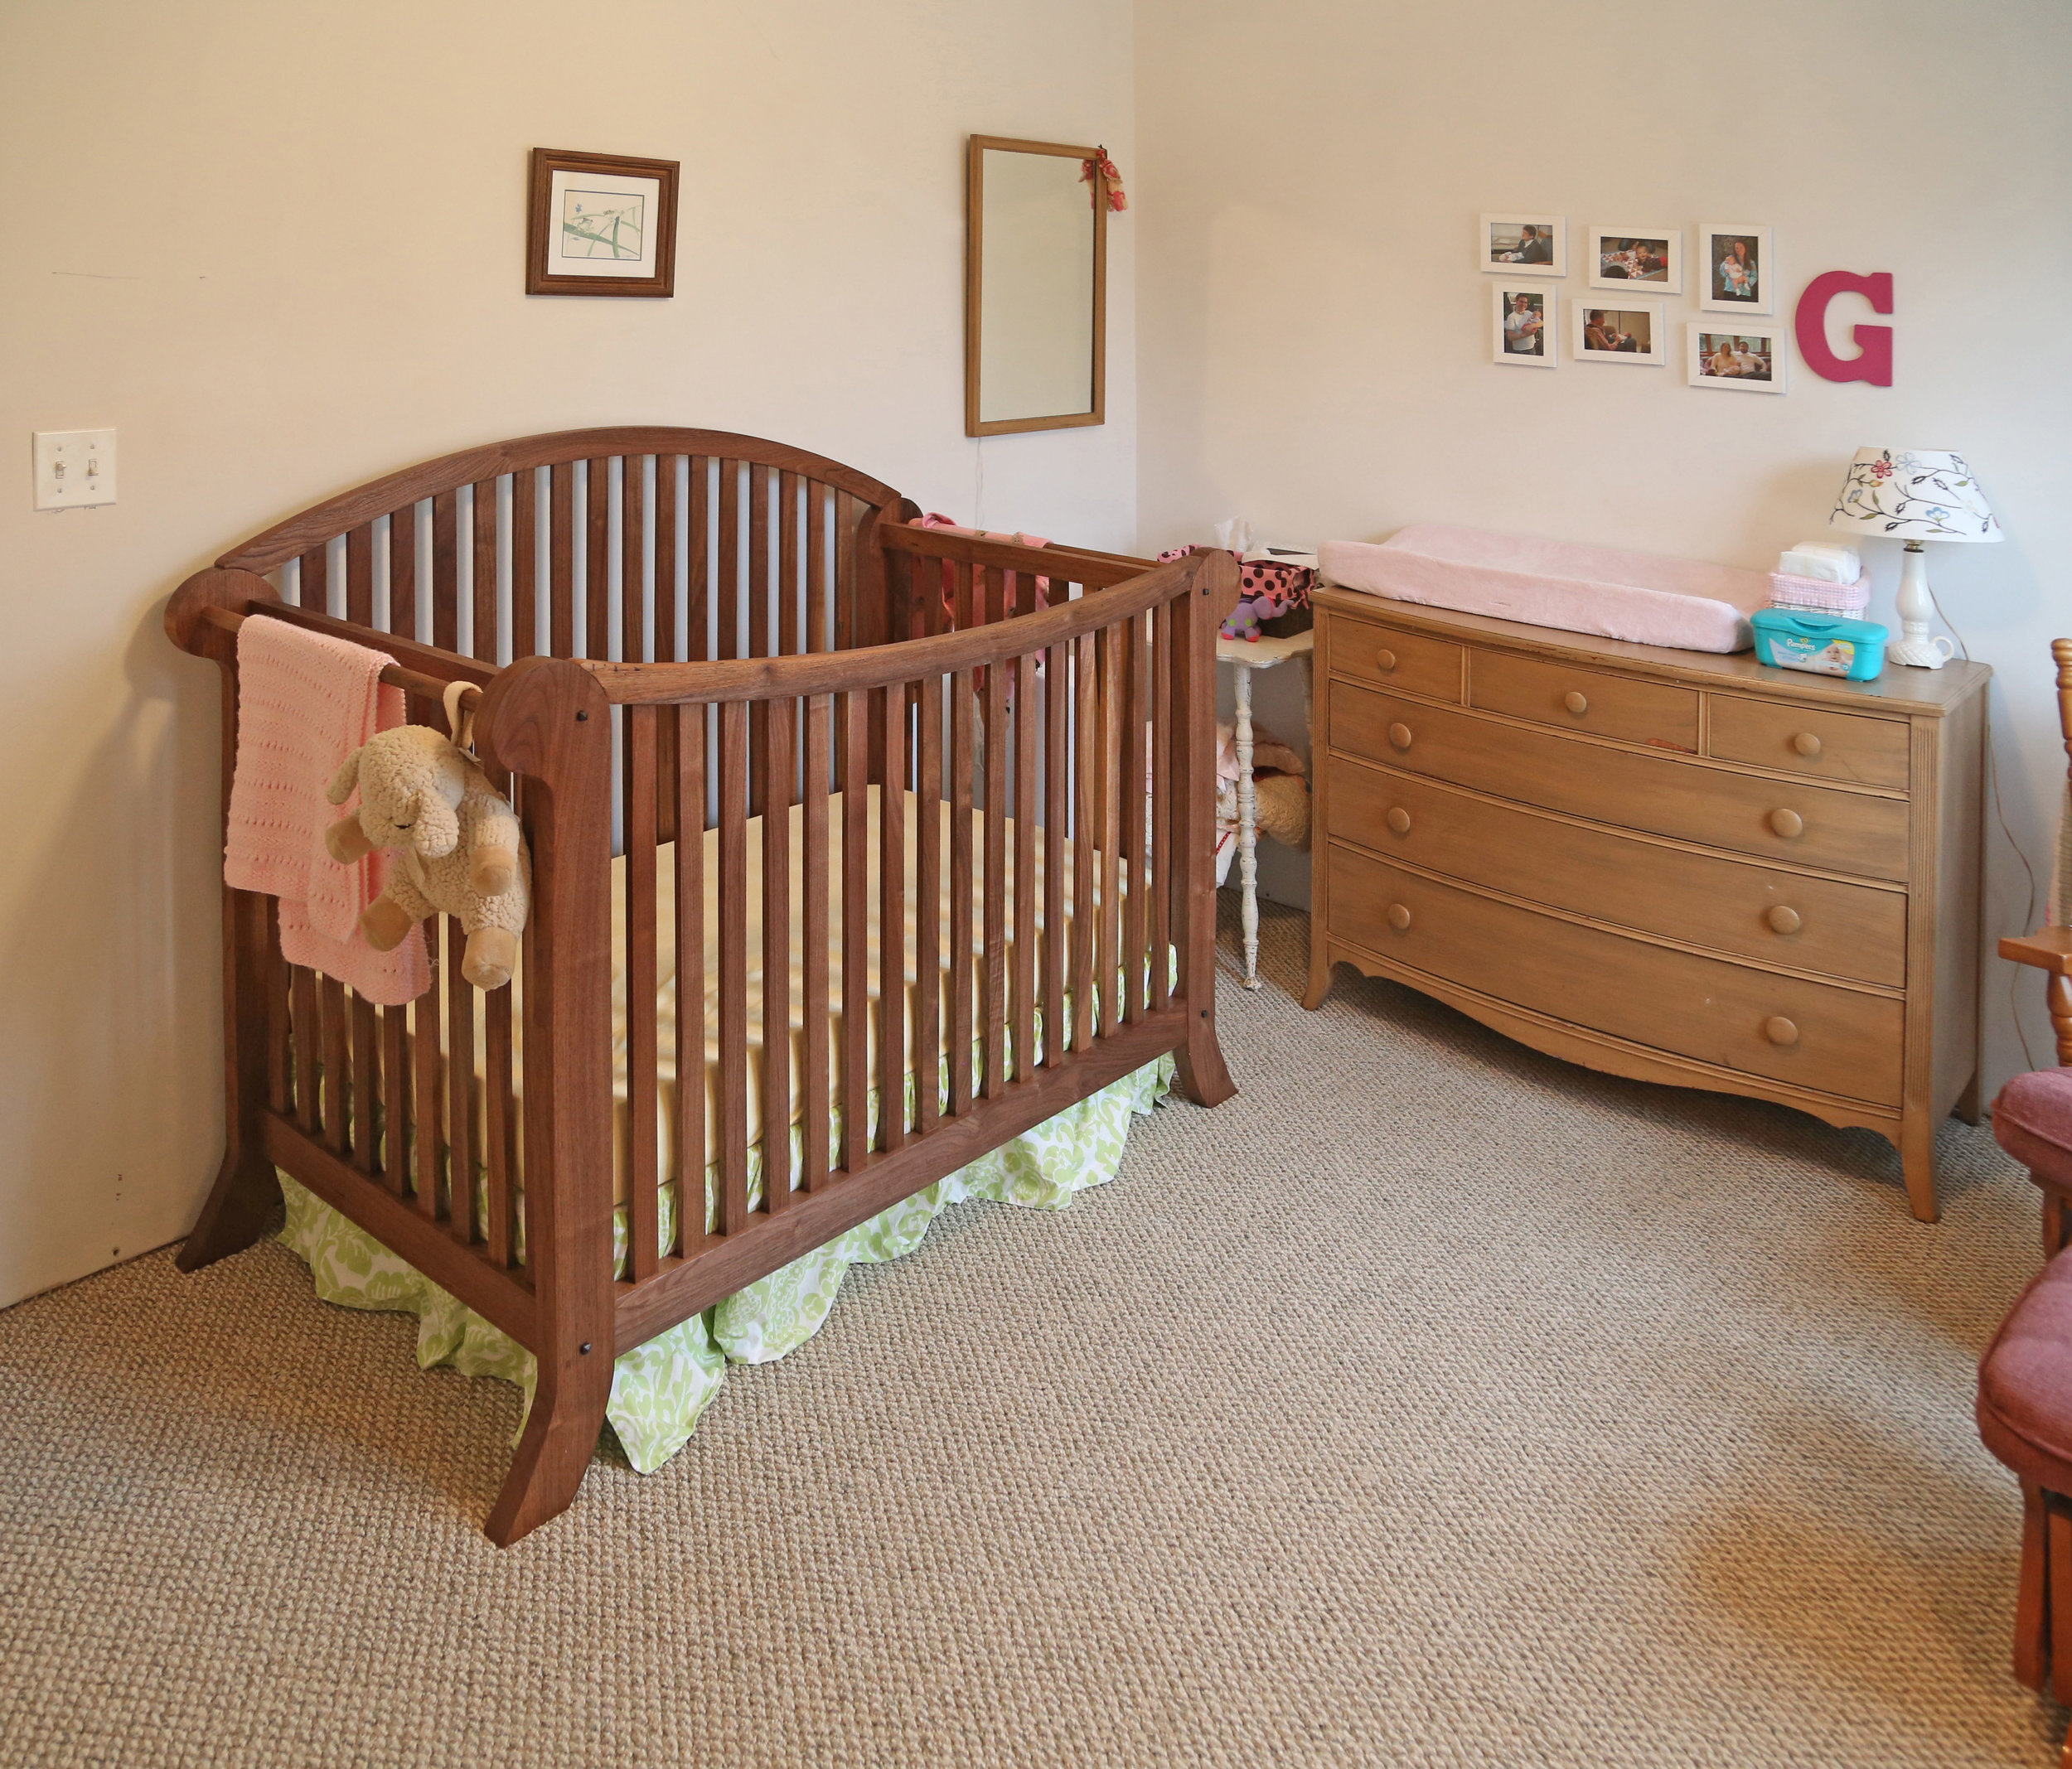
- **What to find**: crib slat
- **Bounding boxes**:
[413,934,443,1217]
[380,1001,409,1192]
[432,490,458,653]
[655,457,679,665]
[350,991,378,1172]
[265,901,289,1114]
[389,503,418,641]
[625,703,661,1276]
[1013,653,1038,1080]
[801,692,832,1191]
[761,693,792,1209]
[291,965,318,1131]
[748,466,770,814]
[483,984,514,1263]
[780,471,801,664]
[1123,612,1149,1024]
[879,684,906,1152]
[914,672,942,1133]
[299,544,328,616]
[446,923,475,1241]
[623,456,647,663]
[346,524,373,628]
[719,460,741,663]
[472,476,498,662]
[834,491,856,654]
[320,974,348,1153]
[1150,597,1173,1013]
[551,463,576,658]
[807,483,828,655]
[512,467,538,659]
[717,700,749,1235]
[672,700,706,1249]
[687,457,710,665]
[840,689,869,1165]
[586,459,610,662]
[1099,623,1123,1039]
[1072,632,1098,1056]
[982,660,1007,1099]
[948,667,975,1114]
[1043,635,1067,1063]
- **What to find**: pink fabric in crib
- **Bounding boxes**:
[1318,524,1772,654]
[223,616,431,1005]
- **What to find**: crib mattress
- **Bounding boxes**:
[473,785,1113,1203]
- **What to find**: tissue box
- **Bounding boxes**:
[1778,542,1861,584]
[1750,609,1887,681]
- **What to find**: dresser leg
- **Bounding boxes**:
[1900,1113,1941,1223]
[1302,945,1334,1011]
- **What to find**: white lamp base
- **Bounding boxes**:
[1890,541,1953,669]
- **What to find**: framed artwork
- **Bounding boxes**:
[526,147,680,297]
[1493,284,1556,366]
[1585,225,1682,293]
[1687,321,1787,392]
[1572,299,1665,365]
[1697,223,1772,314]
[1479,213,1566,278]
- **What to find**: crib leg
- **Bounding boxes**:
[1176,1011,1237,1107]
[484,1351,614,1546]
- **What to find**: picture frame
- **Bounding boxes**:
[1479,213,1566,278]
[1585,225,1682,294]
[1572,299,1665,365]
[1697,223,1773,315]
[1492,283,1556,366]
[526,147,680,297]
[1687,321,1787,393]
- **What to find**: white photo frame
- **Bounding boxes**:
[1493,284,1556,366]
[1585,225,1682,294]
[1572,299,1665,365]
[1687,321,1787,392]
[1697,223,1773,314]
[1480,213,1566,278]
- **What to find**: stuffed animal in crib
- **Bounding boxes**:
[322,695,529,990]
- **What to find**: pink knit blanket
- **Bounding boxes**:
[223,617,430,1005]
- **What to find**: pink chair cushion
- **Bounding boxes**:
[1980,1250,2072,1494]
[1994,1068,2072,1189]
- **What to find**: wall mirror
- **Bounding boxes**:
[965,135,1107,436]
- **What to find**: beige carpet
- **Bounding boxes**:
[0,901,2061,1768]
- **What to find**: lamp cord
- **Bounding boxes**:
[1928,582,2041,1074]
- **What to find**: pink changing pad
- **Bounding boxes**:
[1319,524,1772,655]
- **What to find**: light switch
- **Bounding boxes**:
[34,429,117,510]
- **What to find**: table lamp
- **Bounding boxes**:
[1828,447,2001,669]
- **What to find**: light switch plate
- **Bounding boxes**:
[34,428,117,510]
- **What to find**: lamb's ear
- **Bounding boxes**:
[324,750,361,805]
[409,787,462,859]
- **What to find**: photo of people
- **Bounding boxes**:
[1571,301,1664,365]
[1480,213,1565,277]
[1687,322,1787,392]
[1492,284,1556,366]
[1699,224,1774,313]
[1585,225,1682,293]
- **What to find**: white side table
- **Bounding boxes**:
[1217,628,1315,988]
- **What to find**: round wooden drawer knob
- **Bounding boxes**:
[1376,648,1398,672]
[1792,732,1823,758]
[1386,806,1412,835]
[1562,690,1589,716]
[1387,902,1412,930]
[1388,722,1413,751]
[1764,1016,1800,1047]
[1766,906,1803,935]
[1769,808,1804,839]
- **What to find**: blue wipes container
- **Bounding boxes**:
[1750,609,1889,682]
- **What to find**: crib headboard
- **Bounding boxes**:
[214,427,917,672]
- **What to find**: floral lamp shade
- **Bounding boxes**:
[1829,448,2002,542]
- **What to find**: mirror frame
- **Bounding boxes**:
[965,134,1109,437]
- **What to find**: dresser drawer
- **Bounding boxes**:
[1326,756,1907,987]
[1328,846,1904,1106]
[1469,650,1699,752]
[1329,683,1911,881]
[1330,619,1462,702]
[1707,696,1912,791]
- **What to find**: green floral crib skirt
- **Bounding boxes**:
[278,1051,1175,1473]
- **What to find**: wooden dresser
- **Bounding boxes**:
[1304,590,1991,1220]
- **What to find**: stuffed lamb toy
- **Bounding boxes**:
[323,707,529,991]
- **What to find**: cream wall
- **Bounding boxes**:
[1135,0,2072,1101]
[0,0,1135,1305]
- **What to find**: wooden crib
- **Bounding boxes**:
[166,427,1236,1544]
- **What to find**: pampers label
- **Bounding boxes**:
[1769,632,1857,676]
